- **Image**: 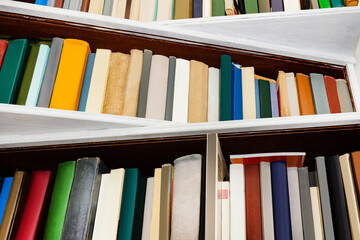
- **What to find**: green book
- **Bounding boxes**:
[330,0,344,7]
[259,79,272,118]
[318,0,331,8]
[117,169,147,240]
[43,161,76,240]
[212,0,225,16]
[16,43,40,105]
[244,0,259,13]
[0,39,30,104]
[220,55,232,121]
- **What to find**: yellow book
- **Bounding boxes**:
[49,39,90,111]
[150,168,162,240]
[85,49,112,114]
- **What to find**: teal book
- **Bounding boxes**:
[220,55,232,121]
[0,39,30,104]
[78,53,95,111]
[255,78,261,118]
[330,0,344,6]
[259,79,272,118]
[117,169,147,240]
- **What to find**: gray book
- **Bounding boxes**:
[37,38,64,108]
[62,0,71,9]
[61,157,109,240]
[47,0,56,6]
[137,49,153,118]
[310,73,330,114]
[164,56,176,121]
[315,156,335,240]
[69,0,82,11]
[336,79,354,113]
[298,167,315,240]
[102,0,114,16]
[159,163,173,240]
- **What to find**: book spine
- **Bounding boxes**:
[255,78,261,118]
[137,49,153,117]
[295,73,315,115]
[172,58,190,123]
[271,0,284,10]
[221,181,230,240]
[242,67,256,119]
[0,177,14,223]
[309,173,324,240]
[220,55,232,121]
[164,56,176,121]
[193,0,202,17]
[309,73,330,114]
[158,164,173,240]
[324,75,341,113]
[336,79,354,112]
[92,174,110,240]
[78,53,95,111]
[259,79,272,118]
[141,177,154,240]
[231,63,243,120]
[269,82,280,117]
[318,0,332,7]
[286,72,300,116]
[287,167,303,240]
[0,40,9,71]
[212,0,225,16]
[208,67,220,122]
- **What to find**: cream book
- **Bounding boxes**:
[85,49,111,114]
[150,168,162,240]
[221,181,230,240]
[203,0,211,17]
[142,177,154,240]
[129,0,141,20]
[277,70,291,117]
[112,0,127,18]
[283,0,301,11]
[139,0,157,21]
[92,174,110,240]
[286,72,300,116]
[208,67,220,122]
[260,162,275,240]
[242,66,256,119]
[88,0,105,14]
[172,58,190,123]
[310,186,324,240]
[156,0,173,20]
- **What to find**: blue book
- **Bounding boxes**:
[271,161,292,240]
[35,0,48,5]
[255,78,261,118]
[78,53,95,111]
[26,44,50,107]
[270,82,279,117]
[0,177,13,223]
[231,63,243,120]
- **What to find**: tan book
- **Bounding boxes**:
[310,187,324,240]
[129,0,141,20]
[102,52,130,115]
[156,0,173,20]
[277,70,291,117]
[159,164,173,240]
[88,0,105,14]
[150,168,162,240]
[242,67,256,119]
[188,60,208,123]
[174,0,192,19]
[112,0,127,18]
[85,49,111,114]
[122,49,143,117]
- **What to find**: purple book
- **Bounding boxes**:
[270,82,279,117]
[271,0,283,11]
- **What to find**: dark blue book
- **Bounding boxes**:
[255,78,261,118]
[0,177,13,223]
[271,161,292,240]
[231,63,242,120]
[35,0,48,5]
[78,53,95,111]
[193,0,203,17]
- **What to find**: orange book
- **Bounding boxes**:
[351,152,360,200]
[295,73,315,115]
[49,39,90,110]
[277,71,290,117]
[324,75,341,113]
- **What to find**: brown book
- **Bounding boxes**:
[245,164,262,239]
[174,0,192,19]
[295,73,315,115]
[54,0,64,7]
[277,70,290,117]
[351,152,360,201]
[81,0,90,11]
[122,49,144,117]
[324,76,341,113]
[188,60,208,123]
[102,52,130,115]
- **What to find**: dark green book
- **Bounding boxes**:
[43,161,76,240]
[212,0,225,16]
[259,79,272,118]
[244,0,259,13]
[220,55,232,121]
[16,43,40,105]
[0,39,30,104]
[117,168,147,240]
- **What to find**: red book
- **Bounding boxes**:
[324,75,341,113]
[54,0,64,8]
[0,40,9,71]
[15,171,51,240]
[245,164,262,239]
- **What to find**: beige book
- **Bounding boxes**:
[156,0,173,20]
[188,60,208,123]
[102,52,130,115]
[277,70,291,117]
[112,0,127,18]
[88,0,105,14]
[286,72,300,116]
[92,174,110,240]
[122,49,144,117]
[174,0,192,19]
[202,0,211,17]
[139,0,157,21]
[129,0,141,20]
[85,49,111,114]
[150,168,162,240]
[242,67,256,119]
[310,187,324,240]
[339,154,360,239]
[159,164,173,240]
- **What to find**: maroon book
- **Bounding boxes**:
[324,75,341,113]
[54,0,64,8]
[81,0,90,11]
[0,40,9,71]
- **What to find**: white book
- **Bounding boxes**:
[203,0,211,17]
[88,0,105,14]
[310,187,324,240]
[242,67,256,119]
[111,0,126,18]
[69,0,82,11]
[287,167,304,240]
[85,49,111,114]
[260,162,275,240]
[139,0,157,21]
[229,164,246,240]
[92,174,110,240]
[156,0,173,21]
[172,58,190,123]
[142,177,154,240]
[208,67,220,122]
[221,181,230,240]
[283,0,301,11]
[217,182,222,240]
[102,168,125,239]
[286,72,300,116]
[129,0,141,20]
[150,168,162,240]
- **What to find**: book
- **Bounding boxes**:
[295,73,315,115]
[324,75,341,113]
[244,0,258,13]
[111,0,126,17]
[150,168,161,240]
[270,81,279,117]
[16,43,40,105]
[86,49,112,114]
[141,177,154,240]
[229,164,246,239]
[61,157,109,240]
[255,78,261,118]
[344,0,358,5]
[81,0,90,11]
[15,171,51,240]
[220,55,232,121]
[35,0,48,5]
[49,39,90,111]
[258,0,270,12]
[37,38,64,108]
[172,58,190,123]
[277,70,290,117]
[69,0,82,10]
[145,55,169,120]
[188,60,208,123]
[286,72,300,116]
[171,154,203,239]
[156,0,173,20]
[139,0,157,21]
[164,56,176,121]
[339,154,360,239]
[325,155,351,240]
[78,53,95,111]
[351,151,360,200]
[309,172,324,240]
[103,0,115,15]
[230,152,305,167]
[102,52,129,115]
[25,44,50,107]
[0,177,14,223]
[117,169,147,240]
[193,0,202,17]
[129,0,141,20]
[336,79,354,112]
[62,0,70,8]
[309,73,330,114]
[0,40,8,70]
[88,0,105,14]
[208,67,220,122]
[259,79,272,118]
[232,63,243,120]
[271,161,291,240]
[318,0,331,7]
[0,39,30,104]
[221,181,230,240]
[245,164,262,239]
[310,0,319,7]
[43,161,76,240]
[159,164,173,240]
[54,0,65,7]
[212,0,225,16]
[203,0,211,17]
[242,67,256,119]
[174,0,192,19]
[271,0,284,10]
[137,49,152,117]
[283,0,301,11]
